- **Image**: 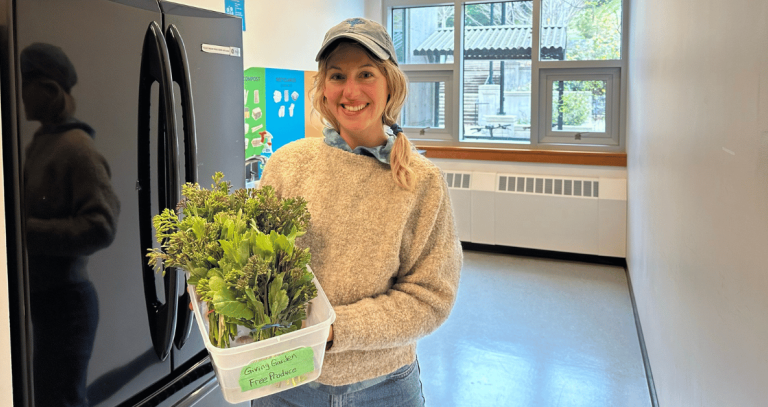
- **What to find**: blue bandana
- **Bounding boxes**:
[323,126,399,165]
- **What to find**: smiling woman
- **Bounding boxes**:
[322,43,390,149]
[253,17,463,407]
[311,20,413,190]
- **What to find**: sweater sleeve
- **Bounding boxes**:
[257,141,293,195]
[327,167,463,353]
[25,132,120,256]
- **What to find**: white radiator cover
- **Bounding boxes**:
[444,171,626,257]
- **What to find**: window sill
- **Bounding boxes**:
[415,146,627,167]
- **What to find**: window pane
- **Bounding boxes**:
[462,2,533,142]
[392,6,454,64]
[540,0,622,61]
[550,80,606,132]
[401,81,446,129]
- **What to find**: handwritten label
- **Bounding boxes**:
[238,347,315,392]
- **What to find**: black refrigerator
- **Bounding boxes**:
[2,1,248,406]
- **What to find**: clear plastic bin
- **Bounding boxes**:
[188,272,335,404]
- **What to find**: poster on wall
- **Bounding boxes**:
[243,67,306,183]
[243,67,266,159]
[224,0,246,31]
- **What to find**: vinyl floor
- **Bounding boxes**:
[416,249,652,407]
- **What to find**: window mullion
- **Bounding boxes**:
[530,0,542,148]
[454,0,463,146]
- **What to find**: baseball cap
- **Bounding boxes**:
[20,43,78,93]
[315,18,398,65]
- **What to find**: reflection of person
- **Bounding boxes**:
[21,42,120,407]
[255,18,462,406]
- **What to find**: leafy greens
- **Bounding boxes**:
[147,173,316,348]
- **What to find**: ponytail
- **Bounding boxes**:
[389,130,415,190]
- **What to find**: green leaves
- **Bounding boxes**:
[251,232,274,260]
[268,273,289,318]
[147,172,316,348]
[213,289,254,320]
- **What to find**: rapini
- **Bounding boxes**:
[147,172,316,347]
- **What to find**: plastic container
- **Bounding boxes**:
[188,271,336,404]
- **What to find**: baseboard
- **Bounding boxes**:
[460,242,627,267]
[625,266,660,407]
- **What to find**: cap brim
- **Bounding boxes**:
[315,33,391,62]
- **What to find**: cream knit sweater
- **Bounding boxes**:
[259,137,462,386]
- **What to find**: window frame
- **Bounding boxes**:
[382,0,628,153]
[401,70,455,141]
[538,68,621,146]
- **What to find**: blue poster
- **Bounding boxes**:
[224,0,246,31]
[264,68,305,153]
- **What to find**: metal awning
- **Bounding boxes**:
[413,25,566,61]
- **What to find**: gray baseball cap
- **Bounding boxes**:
[315,18,398,65]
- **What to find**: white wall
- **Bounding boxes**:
[365,0,383,22]
[627,1,768,406]
[0,5,12,405]
[1,80,13,407]
[174,0,369,71]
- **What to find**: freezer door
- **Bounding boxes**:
[128,356,249,407]
[172,379,250,407]
[159,1,246,369]
[12,1,181,406]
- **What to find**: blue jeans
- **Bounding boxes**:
[252,359,426,407]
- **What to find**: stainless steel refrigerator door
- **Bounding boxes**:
[12,1,179,405]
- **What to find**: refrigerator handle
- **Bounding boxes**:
[165,24,197,350]
[166,24,198,182]
[137,21,180,361]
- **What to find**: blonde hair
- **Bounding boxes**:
[310,41,416,190]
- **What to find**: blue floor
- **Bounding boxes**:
[417,250,651,407]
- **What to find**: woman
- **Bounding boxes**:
[21,42,120,407]
[255,18,462,407]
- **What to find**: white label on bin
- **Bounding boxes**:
[239,347,315,391]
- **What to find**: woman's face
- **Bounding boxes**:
[21,79,57,122]
[323,43,389,149]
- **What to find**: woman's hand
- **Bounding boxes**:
[325,324,334,350]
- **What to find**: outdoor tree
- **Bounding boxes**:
[567,0,622,60]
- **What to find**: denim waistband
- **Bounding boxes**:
[305,359,417,395]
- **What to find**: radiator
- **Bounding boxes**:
[444,171,626,257]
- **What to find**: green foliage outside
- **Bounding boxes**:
[554,92,590,126]
[567,0,622,60]
[147,173,316,348]
[552,79,607,126]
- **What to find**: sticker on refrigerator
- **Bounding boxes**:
[202,44,241,57]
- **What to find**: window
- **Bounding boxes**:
[392,5,454,64]
[399,70,453,139]
[400,80,446,129]
[538,69,620,145]
[384,0,626,151]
